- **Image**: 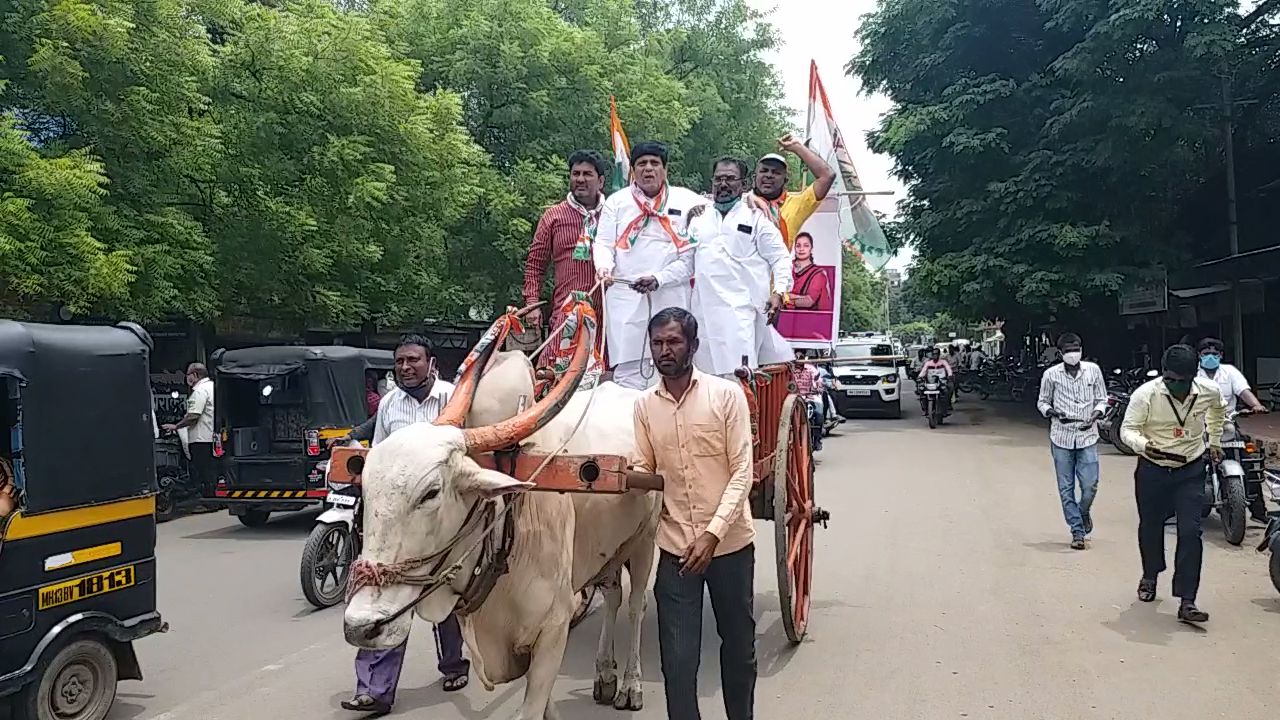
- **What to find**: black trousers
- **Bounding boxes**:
[654,545,756,720]
[188,442,217,497]
[1135,455,1206,601]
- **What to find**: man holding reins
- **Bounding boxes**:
[593,141,707,390]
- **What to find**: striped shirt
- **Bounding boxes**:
[372,379,455,445]
[1036,362,1108,449]
[522,200,603,312]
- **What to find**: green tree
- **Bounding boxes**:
[839,256,884,333]
[850,0,1240,320]
[0,109,131,314]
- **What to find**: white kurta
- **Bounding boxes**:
[688,200,793,376]
[593,185,706,365]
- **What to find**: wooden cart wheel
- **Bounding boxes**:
[773,394,816,644]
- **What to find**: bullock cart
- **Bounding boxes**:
[331,301,828,644]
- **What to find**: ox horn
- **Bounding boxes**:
[433,329,505,428]
[462,320,595,453]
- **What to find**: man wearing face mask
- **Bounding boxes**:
[1036,333,1109,550]
[1120,344,1225,624]
[687,156,792,376]
[343,334,470,715]
[1195,338,1267,415]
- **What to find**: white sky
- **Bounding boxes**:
[746,0,914,271]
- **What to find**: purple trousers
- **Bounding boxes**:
[354,613,469,706]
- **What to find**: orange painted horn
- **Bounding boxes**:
[433,329,504,428]
[463,317,594,453]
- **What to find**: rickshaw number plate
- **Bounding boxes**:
[38,566,136,610]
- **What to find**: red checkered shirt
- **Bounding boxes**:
[523,200,606,365]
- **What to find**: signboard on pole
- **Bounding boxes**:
[1118,271,1168,316]
[777,198,842,350]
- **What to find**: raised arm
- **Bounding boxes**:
[781,135,836,201]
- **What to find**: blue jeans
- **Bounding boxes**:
[1050,443,1100,538]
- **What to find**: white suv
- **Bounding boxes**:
[830,336,903,418]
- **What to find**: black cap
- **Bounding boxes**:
[630,141,668,166]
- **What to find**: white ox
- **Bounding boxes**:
[344,351,660,720]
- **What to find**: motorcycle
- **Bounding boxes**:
[919,369,949,429]
[154,430,200,522]
[300,457,362,609]
[1257,468,1280,594]
[1207,408,1264,546]
[1098,368,1158,455]
[816,369,841,437]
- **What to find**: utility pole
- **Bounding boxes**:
[1222,74,1245,363]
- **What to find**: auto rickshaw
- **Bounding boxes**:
[0,321,166,720]
[210,346,392,527]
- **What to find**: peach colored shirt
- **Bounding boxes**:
[632,369,755,557]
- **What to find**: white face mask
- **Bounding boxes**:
[1062,351,1082,366]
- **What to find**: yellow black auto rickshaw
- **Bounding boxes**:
[210,345,392,527]
[0,321,166,720]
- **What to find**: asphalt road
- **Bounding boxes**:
[72,396,1280,719]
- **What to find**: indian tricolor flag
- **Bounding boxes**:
[609,97,631,193]
[806,60,891,270]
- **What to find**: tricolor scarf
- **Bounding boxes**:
[567,193,604,261]
[748,190,790,247]
[618,184,697,254]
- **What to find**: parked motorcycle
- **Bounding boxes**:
[154,430,200,522]
[1098,368,1158,455]
[1257,468,1280,594]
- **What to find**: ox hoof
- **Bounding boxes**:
[593,676,618,705]
[613,685,643,712]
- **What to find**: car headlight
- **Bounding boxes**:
[881,376,897,385]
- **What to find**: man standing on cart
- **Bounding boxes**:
[748,134,836,251]
[687,156,792,377]
[521,150,610,366]
[594,141,706,389]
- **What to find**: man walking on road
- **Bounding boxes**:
[1120,344,1225,624]
[632,307,756,720]
[343,335,470,715]
[1036,333,1108,550]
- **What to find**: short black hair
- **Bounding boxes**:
[568,149,609,178]
[1162,344,1198,376]
[630,141,668,166]
[647,307,698,343]
[711,156,747,179]
[1197,337,1225,353]
[396,333,433,357]
[1056,332,1081,350]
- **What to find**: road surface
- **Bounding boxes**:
[64,399,1280,719]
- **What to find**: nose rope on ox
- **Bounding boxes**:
[347,293,601,634]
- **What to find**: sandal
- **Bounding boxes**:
[443,674,469,692]
[1137,577,1157,603]
[341,694,392,716]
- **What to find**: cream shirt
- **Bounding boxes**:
[1120,377,1226,467]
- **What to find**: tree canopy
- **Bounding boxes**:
[1,0,789,325]
[850,0,1280,323]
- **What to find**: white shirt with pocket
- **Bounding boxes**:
[186,378,216,443]
[1198,363,1250,412]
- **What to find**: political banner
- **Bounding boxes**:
[777,197,842,349]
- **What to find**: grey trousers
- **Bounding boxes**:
[353,613,469,705]
[654,545,756,720]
